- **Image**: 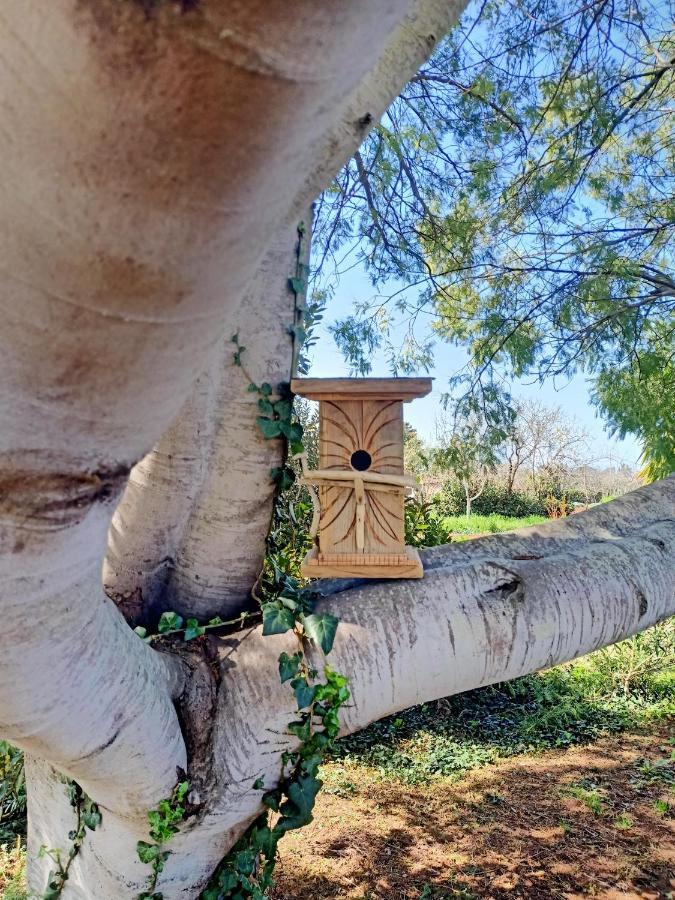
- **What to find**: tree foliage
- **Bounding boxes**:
[315,0,674,470]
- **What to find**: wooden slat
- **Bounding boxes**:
[301,546,423,580]
[291,377,432,402]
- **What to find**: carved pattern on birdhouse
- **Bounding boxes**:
[318,399,405,556]
[291,378,432,580]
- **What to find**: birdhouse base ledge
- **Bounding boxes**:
[300,546,423,580]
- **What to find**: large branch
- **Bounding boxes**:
[135,479,674,897]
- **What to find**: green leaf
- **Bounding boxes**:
[291,677,317,710]
[273,399,293,421]
[258,397,274,416]
[287,718,311,742]
[277,773,322,832]
[134,626,148,639]
[270,466,295,491]
[279,421,303,443]
[82,807,101,830]
[215,871,239,893]
[158,611,184,634]
[278,651,302,683]
[288,276,306,295]
[184,618,206,641]
[262,790,281,812]
[256,417,282,439]
[260,382,272,396]
[302,613,339,654]
[252,777,265,791]
[300,753,323,778]
[136,841,160,864]
[262,604,296,636]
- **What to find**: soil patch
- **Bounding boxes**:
[271,722,674,899]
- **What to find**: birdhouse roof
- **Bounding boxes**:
[290,377,433,402]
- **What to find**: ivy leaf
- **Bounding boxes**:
[300,753,323,778]
[82,806,101,831]
[287,718,311,742]
[262,790,281,812]
[215,872,239,893]
[158,611,184,634]
[256,417,282,440]
[288,276,306,295]
[301,613,339,654]
[133,626,148,639]
[291,677,316,710]
[184,619,206,641]
[252,777,265,791]
[136,841,161,864]
[277,773,322,832]
[270,466,295,491]
[278,651,302,683]
[258,398,274,416]
[262,604,296,636]
[273,399,292,421]
[279,421,304,443]
[260,383,272,396]
[234,848,256,876]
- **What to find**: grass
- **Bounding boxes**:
[272,723,675,899]
[438,512,547,537]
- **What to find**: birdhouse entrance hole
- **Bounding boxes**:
[291,377,433,580]
[350,449,372,471]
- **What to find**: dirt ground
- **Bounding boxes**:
[271,723,674,900]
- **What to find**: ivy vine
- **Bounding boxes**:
[197,330,349,898]
[136,780,190,900]
[134,224,345,899]
[39,781,101,899]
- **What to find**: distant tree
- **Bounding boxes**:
[594,333,675,481]
[432,406,506,515]
[317,0,674,468]
[403,422,429,476]
[503,400,591,495]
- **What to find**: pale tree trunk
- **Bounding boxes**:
[463,474,486,517]
[103,214,313,624]
[0,3,673,899]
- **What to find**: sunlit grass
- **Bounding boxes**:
[0,839,26,900]
[438,512,547,536]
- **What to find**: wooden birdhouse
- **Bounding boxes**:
[290,377,432,579]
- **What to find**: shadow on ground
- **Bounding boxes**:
[270,722,675,900]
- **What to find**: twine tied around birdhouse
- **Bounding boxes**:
[293,451,416,552]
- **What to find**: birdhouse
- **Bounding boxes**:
[290,377,432,579]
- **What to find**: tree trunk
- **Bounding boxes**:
[0,3,672,898]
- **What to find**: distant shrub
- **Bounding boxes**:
[404,497,452,547]
[436,481,547,518]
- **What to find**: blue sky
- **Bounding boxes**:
[305,263,643,468]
